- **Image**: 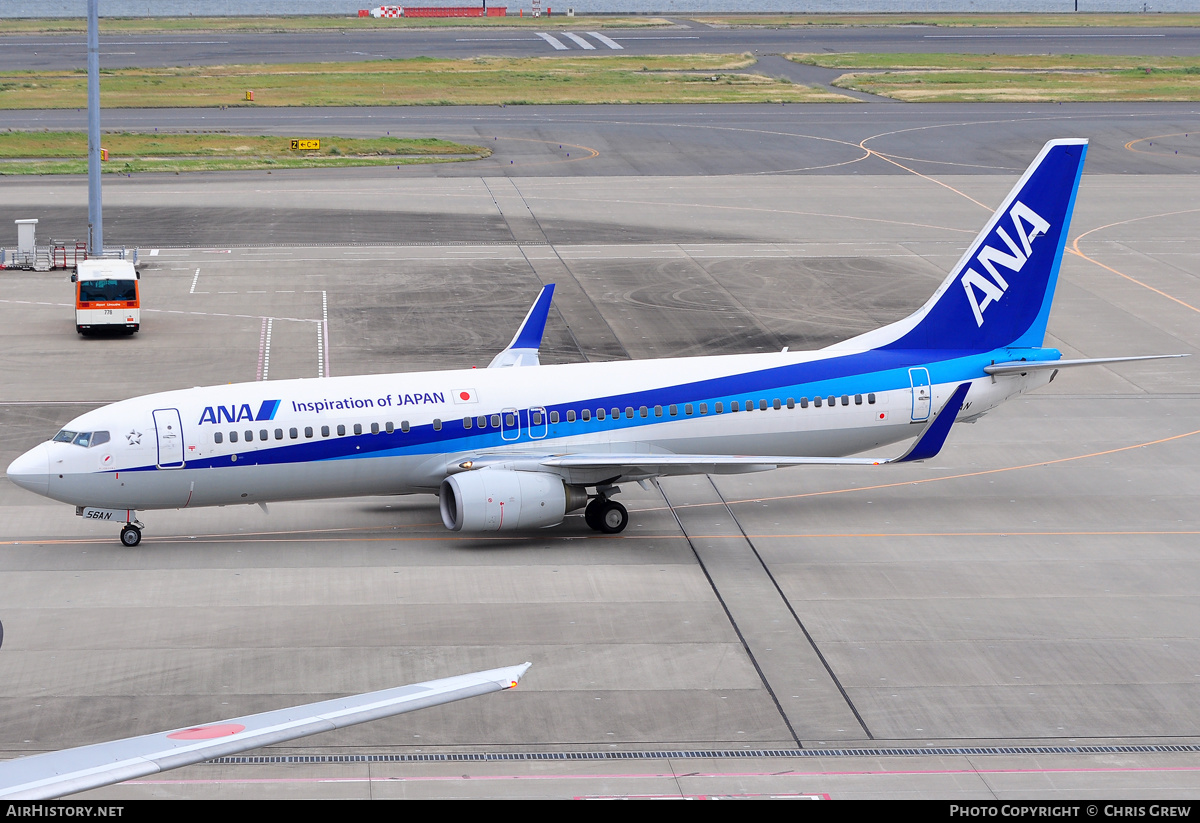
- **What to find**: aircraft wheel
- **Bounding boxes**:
[597,501,628,534]
[120,524,142,547]
[584,499,604,531]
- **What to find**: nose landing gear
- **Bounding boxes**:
[120,520,144,547]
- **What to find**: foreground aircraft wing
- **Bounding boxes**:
[475,384,972,482]
[488,284,555,368]
[0,663,530,801]
[984,353,1188,376]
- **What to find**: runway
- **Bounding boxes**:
[4,22,1200,71]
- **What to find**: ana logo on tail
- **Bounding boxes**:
[961,200,1051,327]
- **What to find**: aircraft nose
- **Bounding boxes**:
[7,443,50,497]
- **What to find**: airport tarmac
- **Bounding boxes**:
[1,131,1199,798]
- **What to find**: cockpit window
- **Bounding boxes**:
[52,430,110,447]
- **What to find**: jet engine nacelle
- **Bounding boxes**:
[439,470,587,532]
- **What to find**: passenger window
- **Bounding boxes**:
[477,416,487,428]
[625,407,634,419]
[854,395,863,405]
[841,395,850,406]
[814,397,822,408]
[353,424,362,436]
[321,426,330,437]
[337,425,346,436]
[639,406,647,418]
[401,421,411,433]
[305,427,314,438]
[611,408,619,420]
[597,409,606,421]
[271,429,281,440]
[490,415,499,428]
[828,396,836,407]
[385,422,394,433]
[760,399,768,411]
[289,428,298,439]
[868,393,877,404]
[433,419,442,431]
[746,399,754,411]
[504,413,515,427]
[550,411,559,424]
[699,403,708,415]
[256,429,266,441]
[214,432,223,444]
[230,431,239,443]
[773,399,781,410]
[731,401,739,412]
[787,398,795,409]
[532,411,543,425]
[715,401,724,414]
[371,422,380,434]
[463,417,473,430]
[669,404,678,416]
[567,410,576,423]
[685,404,693,415]
[654,405,662,417]
[581,409,590,422]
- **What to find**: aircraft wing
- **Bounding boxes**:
[465,384,972,483]
[0,663,530,801]
[488,284,555,368]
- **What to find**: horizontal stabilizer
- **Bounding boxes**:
[985,353,1189,375]
[0,663,530,800]
[488,284,555,368]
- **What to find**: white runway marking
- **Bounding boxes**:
[561,32,595,50]
[536,32,568,51]
[587,31,623,50]
[189,268,200,294]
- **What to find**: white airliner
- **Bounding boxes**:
[0,663,529,800]
[5,139,1183,546]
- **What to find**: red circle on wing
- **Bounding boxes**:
[167,723,246,740]
[460,391,471,400]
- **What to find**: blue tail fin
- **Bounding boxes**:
[867,139,1087,353]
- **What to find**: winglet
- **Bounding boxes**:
[892,382,972,463]
[488,284,555,368]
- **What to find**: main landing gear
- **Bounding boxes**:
[120,520,144,547]
[583,486,628,534]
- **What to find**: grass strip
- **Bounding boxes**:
[0,55,849,109]
[789,52,1200,102]
[0,131,489,175]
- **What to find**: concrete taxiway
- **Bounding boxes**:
[1,115,1198,799]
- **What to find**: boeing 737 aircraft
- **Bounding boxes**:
[5,139,1182,546]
